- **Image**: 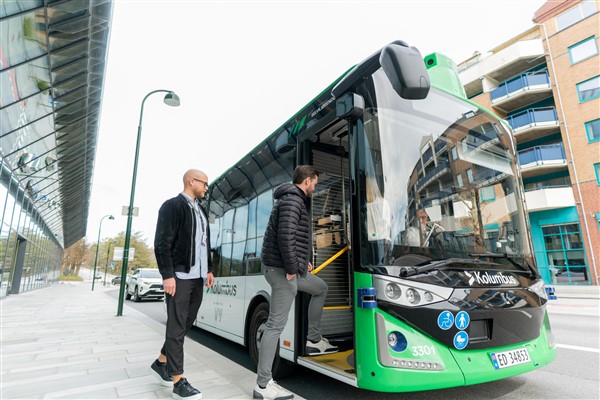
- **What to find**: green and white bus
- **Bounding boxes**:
[197,40,557,392]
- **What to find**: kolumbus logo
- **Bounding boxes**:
[464,271,518,286]
[206,280,237,296]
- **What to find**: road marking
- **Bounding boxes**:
[556,344,600,353]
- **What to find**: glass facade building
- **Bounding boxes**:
[1,1,113,296]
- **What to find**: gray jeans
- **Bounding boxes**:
[256,265,328,386]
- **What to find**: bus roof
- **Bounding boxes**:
[210,65,355,187]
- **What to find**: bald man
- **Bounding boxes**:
[151,169,215,400]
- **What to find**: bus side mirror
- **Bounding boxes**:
[275,131,296,154]
[336,92,364,120]
[380,43,430,100]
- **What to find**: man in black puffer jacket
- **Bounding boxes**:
[253,165,338,400]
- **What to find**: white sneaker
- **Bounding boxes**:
[253,379,293,400]
[306,337,339,356]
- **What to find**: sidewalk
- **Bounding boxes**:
[547,284,600,317]
[0,281,302,400]
[1,280,597,400]
[552,284,600,299]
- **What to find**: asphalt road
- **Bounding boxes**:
[108,288,600,400]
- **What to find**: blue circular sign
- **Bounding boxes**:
[453,331,469,350]
[437,311,454,330]
[455,311,470,330]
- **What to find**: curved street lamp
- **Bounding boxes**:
[117,90,180,316]
[92,214,114,291]
[103,239,117,287]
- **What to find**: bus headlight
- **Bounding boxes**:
[406,288,421,304]
[387,331,407,352]
[385,283,402,300]
[529,280,548,300]
[373,275,453,307]
[424,291,434,302]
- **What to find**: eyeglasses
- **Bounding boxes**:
[193,178,209,188]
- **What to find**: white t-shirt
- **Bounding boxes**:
[176,192,208,280]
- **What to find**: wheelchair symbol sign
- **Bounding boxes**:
[437,311,454,330]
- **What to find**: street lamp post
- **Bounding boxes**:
[103,240,116,287]
[116,89,180,316]
[92,214,114,291]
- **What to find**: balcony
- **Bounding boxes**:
[518,144,567,178]
[524,186,575,212]
[416,161,451,192]
[490,71,552,113]
[507,107,560,143]
[421,187,455,208]
[421,147,434,168]
[434,140,447,155]
[459,38,546,98]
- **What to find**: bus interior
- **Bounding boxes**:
[296,118,357,382]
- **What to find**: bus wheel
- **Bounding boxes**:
[249,302,294,379]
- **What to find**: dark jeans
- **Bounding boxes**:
[161,276,204,376]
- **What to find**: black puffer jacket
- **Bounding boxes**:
[261,183,312,276]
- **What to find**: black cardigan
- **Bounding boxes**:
[154,194,212,279]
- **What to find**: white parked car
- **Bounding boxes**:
[125,268,164,302]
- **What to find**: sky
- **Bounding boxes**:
[86,0,545,246]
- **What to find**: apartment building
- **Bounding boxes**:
[458,0,599,286]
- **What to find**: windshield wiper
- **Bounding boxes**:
[399,257,498,278]
[469,252,537,278]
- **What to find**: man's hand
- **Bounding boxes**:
[286,273,295,281]
[308,262,313,272]
[163,277,176,297]
[205,272,214,288]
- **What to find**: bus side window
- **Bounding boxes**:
[246,256,262,275]
[220,209,235,277]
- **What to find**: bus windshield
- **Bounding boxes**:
[358,69,533,271]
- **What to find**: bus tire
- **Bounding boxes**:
[248,302,294,379]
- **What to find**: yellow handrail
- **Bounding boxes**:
[312,245,349,275]
[323,305,352,310]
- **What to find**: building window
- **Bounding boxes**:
[456,173,463,188]
[595,162,600,185]
[451,146,458,160]
[568,36,598,64]
[556,0,597,32]
[479,186,495,202]
[542,223,589,284]
[585,119,600,142]
[466,168,474,183]
[576,75,600,102]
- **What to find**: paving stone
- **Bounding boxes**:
[1,282,302,400]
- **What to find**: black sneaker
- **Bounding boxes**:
[172,378,202,400]
[150,359,172,387]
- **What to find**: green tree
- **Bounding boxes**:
[62,238,89,277]
[110,231,157,275]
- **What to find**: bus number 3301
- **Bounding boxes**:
[412,345,436,357]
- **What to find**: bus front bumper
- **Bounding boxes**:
[354,309,556,392]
